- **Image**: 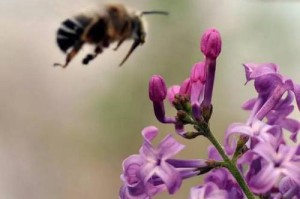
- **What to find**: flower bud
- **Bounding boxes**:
[167,85,180,105]
[200,28,222,59]
[179,78,192,96]
[149,75,167,102]
[190,62,206,83]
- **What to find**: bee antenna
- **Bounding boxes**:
[141,11,169,16]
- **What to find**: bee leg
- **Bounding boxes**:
[102,37,110,48]
[54,42,83,68]
[82,46,103,65]
[113,38,126,51]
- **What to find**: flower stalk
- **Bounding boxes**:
[203,126,256,199]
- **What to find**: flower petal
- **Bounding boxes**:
[138,163,157,184]
[247,163,278,193]
[243,63,279,83]
[292,83,300,111]
[158,134,185,159]
[190,182,228,199]
[241,98,257,110]
[225,123,253,154]
[252,142,277,163]
[167,85,180,105]
[207,145,221,160]
[156,162,182,194]
[141,126,159,144]
[179,78,191,95]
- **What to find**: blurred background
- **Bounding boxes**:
[0,0,300,198]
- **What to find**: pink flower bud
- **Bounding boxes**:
[200,28,222,59]
[167,85,180,105]
[190,62,206,83]
[149,75,167,102]
[179,78,192,96]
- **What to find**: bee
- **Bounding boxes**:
[54,3,168,68]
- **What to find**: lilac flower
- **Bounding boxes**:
[225,120,282,154]
[243,63,300,120]
[266,93,300,141]
[246,143,300,193]
[204,169,244,199]
[189,182,228,199]
[207,145,222,161]
[243,63,279,84]
[148,75,176,124]
[138,126,185,194]
[243,92,300,141]
[278,177,300,198]
[206,146,244,198]
[120,154,165,199]
[241,63,300,143]
[190,62,206,119]
[120,126,209,199]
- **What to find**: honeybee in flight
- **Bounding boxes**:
[54,3,168,68]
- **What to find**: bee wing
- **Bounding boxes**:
[119,39,141,66]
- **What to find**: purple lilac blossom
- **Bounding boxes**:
[138,126,185,194]
[278,177,300,198]
[190,62,206,119]
[189,182,229,199]
[120,154,165,199]
[243,92,300,141]
[225,120,282,154]
[204,146,244,198]
[204,169,244,199]
[119,126,208,199]
[226,63,300,155]
[243,63,300,121]
[246,143,300,193]
[224,63,300,196]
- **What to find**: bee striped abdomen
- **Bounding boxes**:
[56,16,91,53]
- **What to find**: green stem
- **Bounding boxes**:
[204,128,255,199]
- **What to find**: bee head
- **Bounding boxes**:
[119,10,168,66]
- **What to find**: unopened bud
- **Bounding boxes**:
[190,62,206,83]
[179,78,192,95]
[149,75,167,102]
[167,85,180,105]
[201,28,222,59]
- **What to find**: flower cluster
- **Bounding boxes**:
[225,63,300,197]
[119,28,300,199]
[149,28,221,138]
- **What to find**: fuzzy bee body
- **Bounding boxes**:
[57,15,91,52]
[54,4,168,68]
